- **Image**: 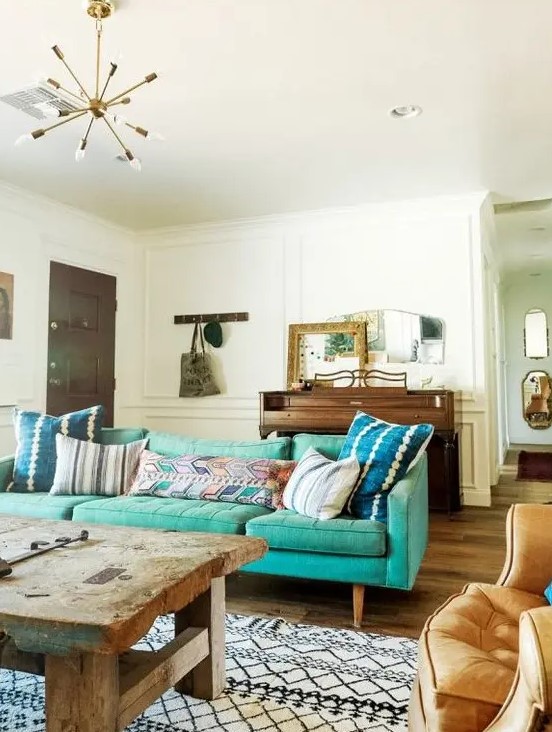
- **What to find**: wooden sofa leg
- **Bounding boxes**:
[353,584,365,628]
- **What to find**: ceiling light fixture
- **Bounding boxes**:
[15,0,161,171]
[389,105,423,119]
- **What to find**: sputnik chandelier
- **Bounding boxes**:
[16,0,161,170]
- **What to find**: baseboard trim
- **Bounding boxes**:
[462,488,492,507]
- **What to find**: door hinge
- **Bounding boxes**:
[113,378,117,391]
[115,299,118,312]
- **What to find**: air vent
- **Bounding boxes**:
[0,81,82,120]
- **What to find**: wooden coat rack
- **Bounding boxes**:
[174,312,249,325]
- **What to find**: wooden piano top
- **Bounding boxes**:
[259,389,456,436]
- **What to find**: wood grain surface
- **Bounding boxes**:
[0,518,266,654]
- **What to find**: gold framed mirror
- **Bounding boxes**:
[287,322,367,388]
[522,370,552,429]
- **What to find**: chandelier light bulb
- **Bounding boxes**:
[145,131,165,142]
[129,157,142,172]
[113,114,127,126]
[42,106,61,118]
[14,134,33,147]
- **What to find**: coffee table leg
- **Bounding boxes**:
[45,652,119,732]
[175,576,226,700]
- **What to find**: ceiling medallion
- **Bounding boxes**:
[15,0,162,171]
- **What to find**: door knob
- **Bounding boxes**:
[48,378,61,386]
[50,321,58,330]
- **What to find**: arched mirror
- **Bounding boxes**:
[522,370,552,429]
[524,309,549,359]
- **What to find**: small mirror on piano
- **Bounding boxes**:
[327,309,445,365]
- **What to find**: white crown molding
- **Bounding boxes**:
[0,178,133,238]
[134,191,490,243]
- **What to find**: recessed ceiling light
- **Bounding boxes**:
[530,226,547,231]
[389,105,423,119]
[529,272,542,277]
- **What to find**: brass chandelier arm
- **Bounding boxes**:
[82,116,95,145]
[102,115,131,155]
[52,45,91,101]
[31,110,89,139]
[105,73,158,106]
[107,97,131,108]
[122,121,149,138]
[46,79,86,105]
[99,62,118,103]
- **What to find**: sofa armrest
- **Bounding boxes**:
[484,606,552,731]
[386,453,429,589]
[0,456,14,492]
[497,504,552,595]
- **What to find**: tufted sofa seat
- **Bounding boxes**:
[409,504,552,732]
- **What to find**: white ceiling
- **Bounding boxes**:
[495,208,552,273]
[3,0,552,238]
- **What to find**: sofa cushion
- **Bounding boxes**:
[246,510,387,556]
[147,431,291,460]
[9,405,104,493]
[72,495,272,534]
[418,583,548,732]
[99,427,148,445]
[291,433,346,462]
[0,493,105,521]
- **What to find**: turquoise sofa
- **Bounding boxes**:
[0,427,429,625]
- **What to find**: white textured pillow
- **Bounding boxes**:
[50,433,147,496]
[282,447,360,520]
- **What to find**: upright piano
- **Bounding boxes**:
[259,389,461,512]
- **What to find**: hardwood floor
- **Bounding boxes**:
[226,473,550,639]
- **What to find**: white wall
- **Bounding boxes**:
[136,193,493,506]
[503,269,552,445]
[0,183,143,456]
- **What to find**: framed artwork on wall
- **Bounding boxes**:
[0,271,14,340]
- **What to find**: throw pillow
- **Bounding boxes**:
[282,447,360,520]
[339,411,434,523]
[50,434,148,497]
[8,405,105,493]
[129,450,297,509]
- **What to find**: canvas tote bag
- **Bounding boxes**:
[179,323,220,397]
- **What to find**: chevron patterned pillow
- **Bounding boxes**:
[129,450,297,509]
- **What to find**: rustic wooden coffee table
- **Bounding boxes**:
[0,517,267,731]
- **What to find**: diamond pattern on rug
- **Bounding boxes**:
[0,613,417,731]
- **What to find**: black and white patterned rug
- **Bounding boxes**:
[0,614,417,731]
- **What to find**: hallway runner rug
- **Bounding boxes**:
[517,450,552,482]
[0,613,416,731]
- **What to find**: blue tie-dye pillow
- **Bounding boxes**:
[339,411,433,523]
[8,405,104,493]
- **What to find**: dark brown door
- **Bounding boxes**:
[47,262,116,426]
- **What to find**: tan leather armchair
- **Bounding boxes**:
[409,504,552,732]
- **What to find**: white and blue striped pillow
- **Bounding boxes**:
[282,447,360,520]
[50,433,148,496]
[340,411,433,523]
[8,405,104,493]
